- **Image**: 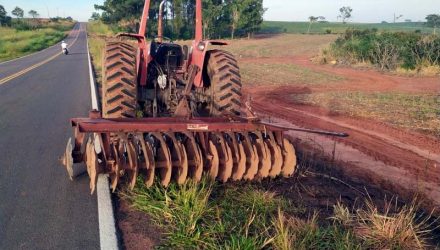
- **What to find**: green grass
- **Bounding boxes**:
[87,21,116,36]
[121,177,435,249]
[292,92,440,136]
[0,22,74,62]
[261,21,435,35]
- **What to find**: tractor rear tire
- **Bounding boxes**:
[102,41,137,118]
[205,50,242,116]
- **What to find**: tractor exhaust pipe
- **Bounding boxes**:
[158,0,166,43]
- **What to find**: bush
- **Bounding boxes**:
[330,29,440,72]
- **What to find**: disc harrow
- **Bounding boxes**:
[62,111,299,194]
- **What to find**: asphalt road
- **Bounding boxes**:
[0,23,100,249]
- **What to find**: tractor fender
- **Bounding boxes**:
[190,40,228,88]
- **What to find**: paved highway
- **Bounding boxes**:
[0,23,100,249]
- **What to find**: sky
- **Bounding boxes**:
[1,0,439,23]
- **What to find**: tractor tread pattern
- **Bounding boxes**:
[207,50,242,116]
[102,41,137,118]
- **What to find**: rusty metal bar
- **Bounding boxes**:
[71,118,286,133]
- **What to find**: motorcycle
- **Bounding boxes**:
[63,48,69,55]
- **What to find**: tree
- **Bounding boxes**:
[307,16,324,34]
[230,1,240,39]
[0,5,11,26]
[28,10,39,19]
[426,14,440,34]
[393,13,403,23]
[236,0,266,39]
[307,16,319,34]
[338,6,352,24]
[90,12,101,21]
[12,6,24,18]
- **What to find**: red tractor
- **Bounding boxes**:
[62,0,346,194]
[107,0,242,119]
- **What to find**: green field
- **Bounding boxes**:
[261,21,435,34]
[0,21,74,62]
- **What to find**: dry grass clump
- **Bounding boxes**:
[271,199,437,250]
[354,200,434,249]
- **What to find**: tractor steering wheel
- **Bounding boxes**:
[153,36,173,43]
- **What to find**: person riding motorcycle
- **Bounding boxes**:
[61,41,68,55]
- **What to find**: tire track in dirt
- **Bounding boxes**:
[245,86,440,209]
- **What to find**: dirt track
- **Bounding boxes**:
[242,57,440,210]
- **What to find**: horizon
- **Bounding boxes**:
[1,0,439,23]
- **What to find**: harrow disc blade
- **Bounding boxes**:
[153,133,172,187]
[137,134,155,188]
[206,139,219,179]
[166,133,188,185]
[125,140,138,190]
[241,133,258,180]
[234,142,247,181]
[214,133,233,183]
[109,143,120,192]
[281,139,297,177]
[85,139,100,194]
[267,139,283,178]
[63,137,74,180]
[254,138,271,179]
[227,133,246,181]
[183,133,203,182]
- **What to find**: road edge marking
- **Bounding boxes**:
[86,26,119,250]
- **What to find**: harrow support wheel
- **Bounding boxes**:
[281,139,297,177]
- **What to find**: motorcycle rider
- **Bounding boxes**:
[61,41,68,54]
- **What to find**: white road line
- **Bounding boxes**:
[86,26,119,250]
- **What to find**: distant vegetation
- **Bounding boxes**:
[326,29,440,74]
[92,0,266,39]
[261,21,435,35]
[0,4,74,62]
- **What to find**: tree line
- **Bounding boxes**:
[92,0,266,39]
[0,5,73,30]
[0,6,41,26]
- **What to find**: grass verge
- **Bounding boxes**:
[0,22,74,62]
[292,91,440,136]
[120,176,437,249]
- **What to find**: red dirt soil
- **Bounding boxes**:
[242,56,440,211]
[241,56,440,94]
